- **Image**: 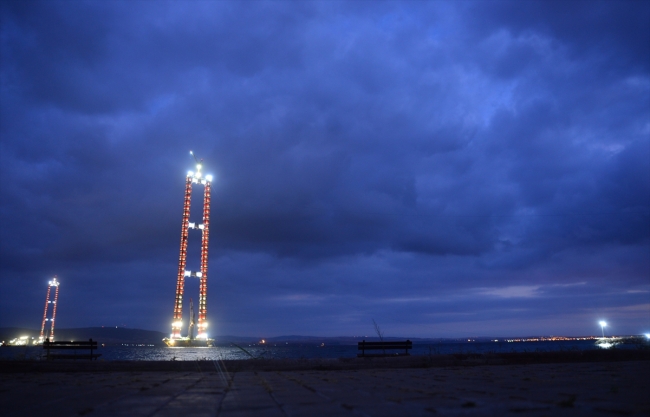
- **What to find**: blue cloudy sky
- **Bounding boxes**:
[1,0,648,338]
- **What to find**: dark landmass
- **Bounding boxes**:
[0,327,167,346]
[0,328,36,342]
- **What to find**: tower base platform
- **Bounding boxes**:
[163,337,214,347]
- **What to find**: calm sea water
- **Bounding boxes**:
[0,339,625,361]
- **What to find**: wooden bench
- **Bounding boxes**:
[43,339,101,361]
[358,340,412,357]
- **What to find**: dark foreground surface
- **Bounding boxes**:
[2,350,649,416]
[2,348,649,372]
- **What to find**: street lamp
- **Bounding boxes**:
[599,321,607,338]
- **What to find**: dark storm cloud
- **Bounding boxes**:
[469,0,650,73]
[1,0,648,337]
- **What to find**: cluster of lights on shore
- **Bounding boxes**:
[597,320,650,340]
[593,320,650,341]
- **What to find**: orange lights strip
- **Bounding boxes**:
[172,176,193,338]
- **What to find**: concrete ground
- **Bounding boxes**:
[2,360,648,416]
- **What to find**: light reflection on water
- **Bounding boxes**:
[0,339,627,361]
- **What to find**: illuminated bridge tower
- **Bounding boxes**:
[39,276,59,343]
[170,152,213,341]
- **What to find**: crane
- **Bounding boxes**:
[189,150,203,172]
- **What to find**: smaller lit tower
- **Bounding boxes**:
[189,298,195,341]
[39,276,60,343]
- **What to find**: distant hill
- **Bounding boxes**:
[0,327,168,346]
[215,335,484,345]
[0,327,39,344]
[55,327,169,346]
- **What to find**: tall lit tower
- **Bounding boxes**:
[170,151,213,342]
[39,276,59,343]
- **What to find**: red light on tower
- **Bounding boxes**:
[39,276,60,343]
[167,152,214,346]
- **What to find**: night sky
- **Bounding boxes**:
[1,1,648,338]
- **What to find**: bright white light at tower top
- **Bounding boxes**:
[599,321,607,327]
[187,170,214,183]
